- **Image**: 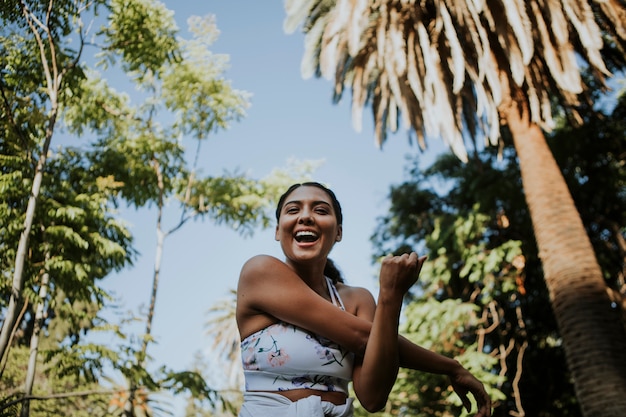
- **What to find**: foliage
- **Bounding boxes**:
[286,1,626,414]
[204,290,241,390]
[0,146,134,345]
[1,1,313,416]
[369,145,577,416]
[182,352,241,417]
[285,0,626,161]
[0,346,111,417]
[354,298,504,417]
[100,0,180,76]
[368,85,625,416]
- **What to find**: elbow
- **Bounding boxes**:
[359,397,388,413]
[354,382,393,413]
[354,327,369,357]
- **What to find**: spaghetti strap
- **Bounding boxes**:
[326,276,346,311]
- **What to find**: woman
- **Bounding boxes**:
[236,182,491,416]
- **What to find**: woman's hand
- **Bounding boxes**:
[378,252,427,298]
[449,366,492,417]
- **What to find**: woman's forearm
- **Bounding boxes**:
[354,293,402,411]
[352,253,422,411]
[398,335,462,375]
[241,254,462,375]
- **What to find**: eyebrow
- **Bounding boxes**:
[284,199,332,208]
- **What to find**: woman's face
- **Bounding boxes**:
[275,185,342,265]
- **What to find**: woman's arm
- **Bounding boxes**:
[351,253,423,412]
[236,254,371,351]
[236,254,491,416]
[397,337,491,415]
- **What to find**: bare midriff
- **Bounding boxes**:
[255,389,348,406]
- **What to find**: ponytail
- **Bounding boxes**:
[324,258,344,284]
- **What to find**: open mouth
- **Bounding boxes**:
[294,230,319,243]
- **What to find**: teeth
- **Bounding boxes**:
[295,230,318,242]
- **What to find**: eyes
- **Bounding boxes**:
[283,203,332,217]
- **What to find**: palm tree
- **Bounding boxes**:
[204,290,242,392]
[203,290,243,416]
[283,1,626,416]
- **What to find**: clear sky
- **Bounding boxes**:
[101,0,445,411]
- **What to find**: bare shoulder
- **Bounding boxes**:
[238,254,286,286]
[240,254,283,273]
[335,283,376,318]
[237,255,281,303]
[236,255,285,338]
[336,283,375,301]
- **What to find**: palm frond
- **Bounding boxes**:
[284,0,626,160]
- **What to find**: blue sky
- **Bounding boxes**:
[101,0,446,410]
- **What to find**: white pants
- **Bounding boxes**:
[239,392,354,417]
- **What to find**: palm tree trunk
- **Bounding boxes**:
[502,93,626,417]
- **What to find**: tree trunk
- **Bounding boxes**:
[21,268,50,417]
[502,96,626,417]
[0,126,54,364]
[140,159,166,365]
[0,2,61,363]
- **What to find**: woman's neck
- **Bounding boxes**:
[286,259,329,299]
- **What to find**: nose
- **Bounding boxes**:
[298,209,314,225]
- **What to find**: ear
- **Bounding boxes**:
[275,225,280,241]
[335,225,343,242]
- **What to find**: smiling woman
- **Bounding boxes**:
[235,182,492,417]
[274,183,344,278]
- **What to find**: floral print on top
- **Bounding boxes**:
[241,277,355,394]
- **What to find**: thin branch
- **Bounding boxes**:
[0,300,29,379]
[1,388,117,411]
[476,300,500,353]
[177,131,206,229]
[19,0,53,94]
[509,302,528,416]
[167,209,201,236]
[44,0,62,94]
[496,339,515,387]
[510,340,528,417]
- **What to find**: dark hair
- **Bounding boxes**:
[276,182,345,284]
[324,258,344,284]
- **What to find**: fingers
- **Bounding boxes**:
[451,375,492,417]
[477,403,492,417]
[462,393,492,417]
[470,386,491,416]
[384,252,426,268]
[480,393,492,417]
[460,393,471,412]
[379,252,428,295]
[416,255,427,273]
[473,391,492,417]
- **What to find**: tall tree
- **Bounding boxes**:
[0,146,134,415]
[1,2,136,413]
[1,1,310,415]
[370,88,625,416]
[0,0,95,363]
[284,1,626,415]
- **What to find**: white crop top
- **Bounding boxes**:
[240,277,355,394]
